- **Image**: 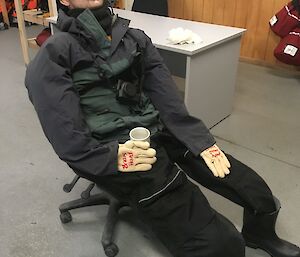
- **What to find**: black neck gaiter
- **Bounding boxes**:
[68,0,113,36]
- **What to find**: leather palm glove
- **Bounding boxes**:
[118,140,157,172]
[200,144,231,178]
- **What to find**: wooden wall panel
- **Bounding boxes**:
[241,0,261,58]
[223,0,237,27]
[234,0,248,59]
[184,0,194,20]
[212,0,225,25]
[234,0,248,28]
[192,0,204,21]
[168,0,176,17]
[168,0,299,69]
[168,0,187,19]
[114,0,125,9]
[253,0,274,61]
[265,0,287,65]
[202,0,214,23]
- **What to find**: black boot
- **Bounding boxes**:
[242,196,300,257]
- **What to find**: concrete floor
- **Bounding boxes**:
[0,26,299,257]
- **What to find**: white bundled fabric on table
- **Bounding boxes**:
[167,27,203,45]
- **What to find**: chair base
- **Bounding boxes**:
[59,190,129,257]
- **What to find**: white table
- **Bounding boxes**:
[48,9,246,128]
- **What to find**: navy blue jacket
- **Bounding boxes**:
[25,10,215,180]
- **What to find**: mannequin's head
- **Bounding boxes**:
[59,0,104,9]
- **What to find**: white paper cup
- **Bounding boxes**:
[129,127,150,143]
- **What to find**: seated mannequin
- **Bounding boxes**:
[132,0,168,16]
[25,0,300,257]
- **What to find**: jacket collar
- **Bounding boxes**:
[110,17,130,54]
[57,9,130,56]
[77,9,111,57]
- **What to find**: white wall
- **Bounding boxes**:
[124,0,134,10]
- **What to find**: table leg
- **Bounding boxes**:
[184,37,242,128]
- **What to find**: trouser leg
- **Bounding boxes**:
[179,153,276,214]
[176,212,245,257]
[136,178,245,257]
[160,133,300,257]
[96,143,245,256]
[160,132,276,214]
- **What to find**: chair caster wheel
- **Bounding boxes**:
[104,243,119,257]
[60,211,72,224]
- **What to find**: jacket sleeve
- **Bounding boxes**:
[141,32,216,155]
[25,34,119,180]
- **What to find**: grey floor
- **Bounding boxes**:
[0,26,299,257]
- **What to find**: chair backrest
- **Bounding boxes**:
[132,0,168,17]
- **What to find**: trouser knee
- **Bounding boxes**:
[177,212,245,257]
[209,213,245,257]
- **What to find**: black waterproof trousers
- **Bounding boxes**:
[96,132,277,257]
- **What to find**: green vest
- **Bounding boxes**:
[72,10,160,142]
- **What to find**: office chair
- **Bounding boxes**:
[132,0,168,17]
[59,174,129,257]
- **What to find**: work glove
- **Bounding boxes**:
[118,140,157,172]
[200,144,231,178]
